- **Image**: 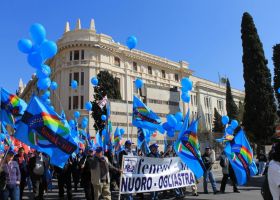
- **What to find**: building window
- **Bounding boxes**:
[204,97,211,109]
[193,95,197,106]
[148,66,152,75]
[74,72,79,84]
[73,96,79,109]
[69,73,72,86]
[115,77,121,94]
[80,96,84,109]
[74,50,79,60]
[114,57,120,67]
[68,96,71,110]
[81,50,84,60]
[206,113,212,127]
[175,74,179,81]
[133,62,137,71]
[70,51,72,61]
[162,70,166,78]
[217,100,223,111]
[81,72,84,86]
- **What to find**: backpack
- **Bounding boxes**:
[261,172,273,200]
[220,157,226,168]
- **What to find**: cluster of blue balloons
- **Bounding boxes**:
[221,115,239,135]
[181,77,192,103]
[18,23,58,92]
[163,112,184,137]
[135,78,143,89]
[91,77,98,86]
[126,36,137,50]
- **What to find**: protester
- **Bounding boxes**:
[148,143,160,200]
[81,148,95,200]
[28,151,48,200]
[72,148,83,191]
[257,150,267,176]
[0,150,21,200]
[119,140,135,200]
[219,151,240,193]
[268,142,280,199]
[55,157,73,200]
[202,147,219,194]
[90,147,121,200]
[14,147,29,200]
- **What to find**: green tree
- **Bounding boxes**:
[241,12,276,144]
[272,44,280,117]
[237,101,244,123]
[226,79,239,120]
[212,108,224,133]
[91,71,122,132]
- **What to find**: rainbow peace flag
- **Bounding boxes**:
[224,129,257,185]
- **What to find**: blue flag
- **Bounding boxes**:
[137,128,151,155]
[132,95,164,133]
[177,109,190,140]
[174,118,205,179]
[0,88,27,126]
[14,96,77,168]
[224,129,257,185]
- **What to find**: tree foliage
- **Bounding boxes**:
[226,79,239,120]
[212,108,224,133]
[272,44,280,117]
[241,12,276,144]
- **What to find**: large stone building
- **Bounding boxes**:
[19,19,244,150]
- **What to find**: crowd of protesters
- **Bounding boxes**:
[1,140,279,200]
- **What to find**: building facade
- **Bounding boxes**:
[19,19,244,150]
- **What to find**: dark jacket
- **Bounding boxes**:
[14,153,29,181]
[28,155,48,180]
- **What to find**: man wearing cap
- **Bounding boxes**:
[81,148,95,200]
[202,147,219,194]
[148,143,160,200]
[90,147,121,200]
[0,150,21,200]
[119,140,136,200]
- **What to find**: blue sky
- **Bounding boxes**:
[1,1,280,92]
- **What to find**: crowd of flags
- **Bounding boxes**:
[0,87,258,186]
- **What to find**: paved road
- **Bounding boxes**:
[22,172,264,200]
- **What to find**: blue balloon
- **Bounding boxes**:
[18,39,33,54]
[69,119,75,128]
[120,128,125,135]
[181,77,193,91]
[50,81,58,90]
[101,115,107,121]
[278,88,280,94]
[74,111,80,118]
[85,102,92,111]
[41,91,50,100]
[135,78,143,89]
[221,116,229,125]
[181,92,190,103]
[231,120,239,129]
[167,114,177,128]
[175,112,183,122]
[163,122,171,131]
[36,65,51,78]
[126,36,137,50]
[181,87,189,93]
[225,126,234,135]
[167,130,175,138]
[45,98,51,105]
[37,77,51,90]
[40,40,57,59]
[175,121,183,131]
[29,23,46,45]
[27,51,43,68]
[71,80,78,89]
[91,77,98,86]
[81,119,88,129]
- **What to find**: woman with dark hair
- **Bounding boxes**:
[268,142,280,199]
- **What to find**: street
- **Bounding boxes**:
[22,172,264,200]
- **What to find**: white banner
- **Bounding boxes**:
[120,156,195,194]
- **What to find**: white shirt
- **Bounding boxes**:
[268,160,280,200]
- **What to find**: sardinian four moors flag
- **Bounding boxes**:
[0,88,27,127]
[224,129,257,185]
[174,117,206,179]
[132,95,164,133]
[14,96,78,168]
